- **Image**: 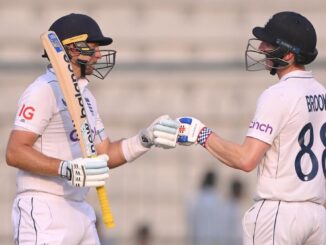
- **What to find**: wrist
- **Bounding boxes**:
[139,128,154,148]
[197,127,213,148]
[58,160,71,180]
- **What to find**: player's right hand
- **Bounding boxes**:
[58,154,109,187]
[177,117,213,147]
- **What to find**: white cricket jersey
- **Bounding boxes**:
[13,66,107,201]
[247,70,326,204]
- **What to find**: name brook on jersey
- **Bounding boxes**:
[305,94,326,112]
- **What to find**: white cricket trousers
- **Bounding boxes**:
[12,192,100,245]
[242,200,326,245]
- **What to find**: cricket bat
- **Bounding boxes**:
[41,31,115,228]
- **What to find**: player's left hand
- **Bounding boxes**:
[140,115,179,149]
[177,117,213,147]
[59,154,109,187]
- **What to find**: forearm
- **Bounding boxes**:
[205,133,249,171]
[97,136,149,168]
[6,143,61,176]
[96,139,127,168]
[176,117,269,172]
[205,133,270,172]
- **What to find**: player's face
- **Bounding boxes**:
[67,42,101,78]
[258,41,276,70]
[84,43,101,75]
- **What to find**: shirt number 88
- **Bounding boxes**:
[295,122,326,181]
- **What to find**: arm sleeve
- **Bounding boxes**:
[246,88,290,144]
[94,111,108,144]
[14,83,55,135]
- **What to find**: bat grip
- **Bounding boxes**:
[96,185,115,228]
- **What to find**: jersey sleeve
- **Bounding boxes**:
[84,89,108,144]
[246,87,290,144]
[14,82,55,135]
[94,111,108,144]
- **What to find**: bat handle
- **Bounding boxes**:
[96,185,115,228]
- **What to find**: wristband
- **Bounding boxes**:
[197,127,213,148]
[122,134,150,162]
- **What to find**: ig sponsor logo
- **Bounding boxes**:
[18,104,35,120]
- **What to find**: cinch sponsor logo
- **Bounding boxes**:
[18,104,35,120]
[305,94,326,112]
[249,121,273,135]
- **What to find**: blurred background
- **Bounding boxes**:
[1,0,325,244]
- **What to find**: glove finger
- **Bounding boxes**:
[157,114,170,121]
[154,124,178,134]
[86,167,109,175]
[150,114,170,127]
[84,159,108,169]
[154,137,176,148]
[96,154,109,162]
[85,180,106,187]
[87,173,109,181]
[153,131,177,141]
[158,119,179,129]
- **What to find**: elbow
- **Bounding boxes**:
[6,147,18,167]
[238,159,257,173]
[6,150,14,167]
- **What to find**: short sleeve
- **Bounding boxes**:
[246,88,290,144]
[14,82,55,135]
[93,111,108,144]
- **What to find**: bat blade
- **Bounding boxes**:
[41,31,115,228]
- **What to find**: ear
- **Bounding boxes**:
[283,52,295,62]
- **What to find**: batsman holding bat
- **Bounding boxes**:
[6,13,179,244]
[177,12,326,244]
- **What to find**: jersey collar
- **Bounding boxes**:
[280,70,313,82]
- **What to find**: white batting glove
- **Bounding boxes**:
[177,117,213,147]
[58,154,109,187]
[140,115,180,149]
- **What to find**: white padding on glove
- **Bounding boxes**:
[59,154,109,187]
[122,115,179,162]
[153,117,179,148]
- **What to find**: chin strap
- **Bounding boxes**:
[77,59,88,78]
[267,46,290,76]
[270,64,278,76]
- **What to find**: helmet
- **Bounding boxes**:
[46,13,116,80]
[245,12,318,75]
[253,11,318,65]
[49,13,112,46]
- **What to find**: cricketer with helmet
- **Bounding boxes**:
[177,11,326,245]
[6,13,179,244]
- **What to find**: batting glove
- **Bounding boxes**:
[177,117,213,147]
[59,154,109,187]
[140,114,180,149]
